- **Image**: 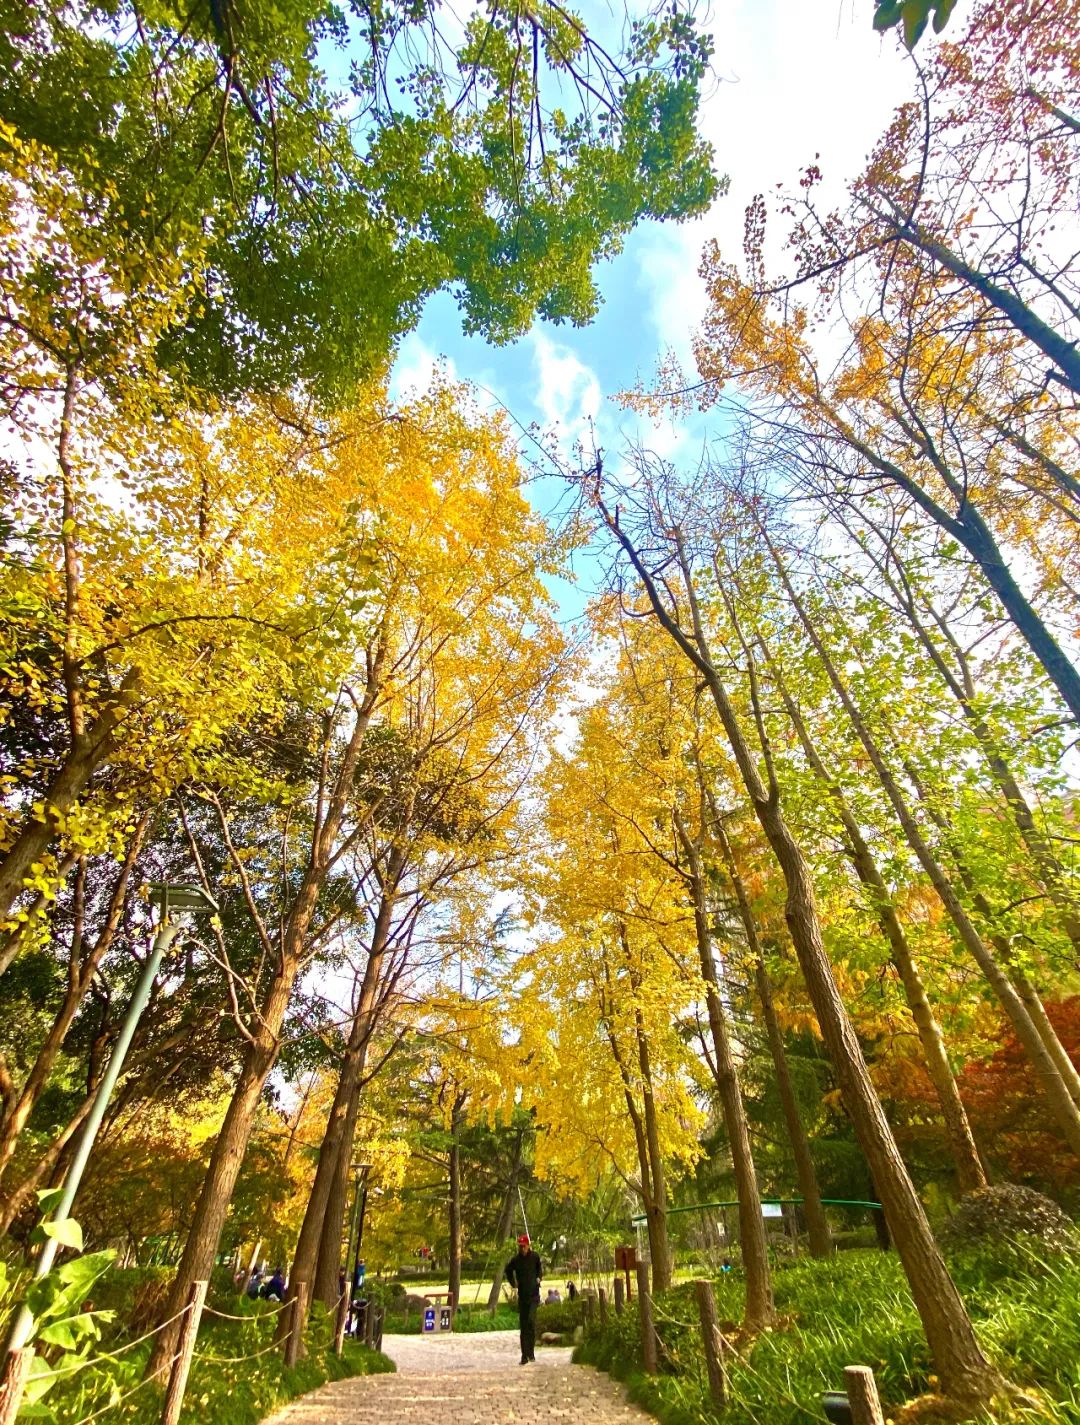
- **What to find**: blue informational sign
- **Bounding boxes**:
[423,1307,436,1332]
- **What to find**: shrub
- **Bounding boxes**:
[940,1185,1078,1255]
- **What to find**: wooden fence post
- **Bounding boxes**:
[363,1296,374,1348]
[334,1288,351,1357]
[613,1277,624,1315]
[844,1367,885,1425]
[598,1288,608,1326]
[283,1280,309,1368]
[635,1263,657,1375]
[0,1348,35,1425]
[693,1280,728,1409]
[161,1280,208,1425]
[373,1306,384,1353]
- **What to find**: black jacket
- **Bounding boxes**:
[505,1248,542,1304]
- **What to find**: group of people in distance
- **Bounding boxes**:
[244,1265,285,1301]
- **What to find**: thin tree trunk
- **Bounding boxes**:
[289,851,404,1318]
[448,1095,465,1310]
[603,507,1007,1404]
[0,819,148,1184]
[674,808,776,1325]
[757,641,988,1193]
[851,518,1080,955]
[767,539,1080,1160]
[487,1133,524,1308]
[597,961,670,1293]
[704,804,837,1246]
[900,755,1080,1114]
[146,649,387,1380]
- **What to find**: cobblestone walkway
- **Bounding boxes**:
[261,1331,656,1425]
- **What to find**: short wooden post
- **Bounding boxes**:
[373,1306,384,1352]
[0,1348,35,1425]
[613,1276,625,1315]
[283,1280,309,1368]
[635,1263,657,1375]
[598,1287,608,1326]
[363,1295,374,1348]
[844,1366,885,1425]
[161,1280,208,1425]
[584,1295,594,1326]
[334,1287,351,1357]
[693,1279,728,1409]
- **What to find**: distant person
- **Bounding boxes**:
[545,1287,562,1305]
[262,1267,286,1301]
[246,1268,263,1299]
[505,1234,542,1365]
[566,1280,577,1301]
[353,1257,367,1291]
[720,1258,732,1274]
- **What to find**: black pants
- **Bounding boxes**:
[518,1299,537,1361]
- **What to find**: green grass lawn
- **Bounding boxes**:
[574,1244,1080,1425]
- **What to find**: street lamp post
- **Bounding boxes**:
[3,884,218,1359]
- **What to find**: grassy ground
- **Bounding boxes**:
[28,1294,394,1425]
[573,1244,1080,1425]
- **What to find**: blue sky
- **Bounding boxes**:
[385,0,935,617]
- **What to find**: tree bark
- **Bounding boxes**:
[602,507,1007,1405]
[703,793,836,1250]
[674,808,776,1326]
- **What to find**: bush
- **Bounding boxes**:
[941,1185,1078,1256]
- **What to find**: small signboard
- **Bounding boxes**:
[614,1245,637,1271]
[762,1202,783,1219]
[440,1305,452,1331]
[423,1306,436,1333]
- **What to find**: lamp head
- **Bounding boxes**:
[150,883,219,919]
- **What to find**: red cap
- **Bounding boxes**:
[517,1234,530,1246]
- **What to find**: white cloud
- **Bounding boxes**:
[531,331,603,444]
[638,0,932,363]
[390,335,458,402]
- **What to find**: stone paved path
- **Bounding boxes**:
[261,1331,656,1425]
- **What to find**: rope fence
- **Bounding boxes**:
[27,1306,192,1383]
[0,1273,374,1425]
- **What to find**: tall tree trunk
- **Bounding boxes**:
[448,1095,466,1310]
[758,642,988,1193]
[288,853,403,1320]
[674,808,776,1325]
[852,518,1080,956]
[603,508,1007,1405]
[487,1132,524,1309]
[768,547,1080,1158]
[313,1133,352,1308]
[598,960,671,1294]
[900,755,1080,1114]
[145,972,292,1376]
[704,803,836,1248]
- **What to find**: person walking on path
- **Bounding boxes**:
[505,1234,542,1364]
